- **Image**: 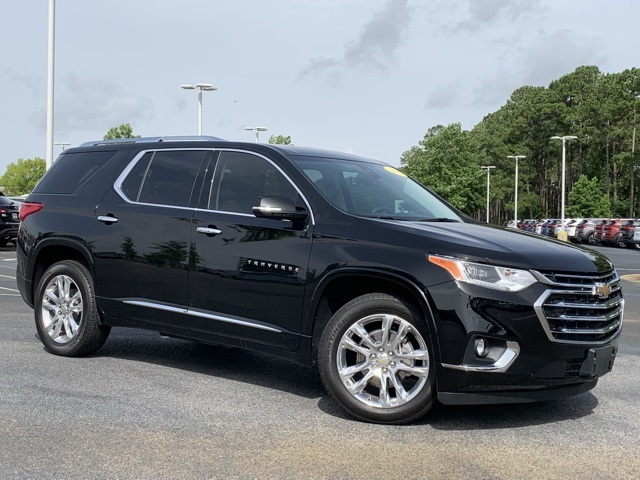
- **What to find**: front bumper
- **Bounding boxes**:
[427,272,621,405]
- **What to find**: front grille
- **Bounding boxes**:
[533,270,623,344]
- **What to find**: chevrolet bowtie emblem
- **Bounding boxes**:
[593,282,612,298]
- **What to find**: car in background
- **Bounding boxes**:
[634,223,640,247]
[534,219,549,235]
[506,219,519,229]
[545,219,561,237]
[575,218,605,245]
[617,219,640,248]
[0,196,20,247]
[601,219,632,247]
[553,218,580,238]
[594,219,610,244]
[564,218,583,240]
[518,219,537,232]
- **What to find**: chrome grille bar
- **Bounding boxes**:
[533,270,623,344]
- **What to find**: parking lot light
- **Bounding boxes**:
[551,136,578,241]
[480,166,496,224]
[181,83,217,135]
[244,126,268,142]
[507,155,526,226]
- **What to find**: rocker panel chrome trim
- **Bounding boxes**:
[122,300,282,333]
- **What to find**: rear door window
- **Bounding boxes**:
[120,150,211,207]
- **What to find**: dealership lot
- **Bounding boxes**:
[1,244,639,479]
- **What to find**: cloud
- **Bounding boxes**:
[425,80,461,108]
[469,29,605,110]
[55,72,154,132]
[300,0,412,79]
[519,30,606,86]
[455,0,543,33]
[8,70,41,96]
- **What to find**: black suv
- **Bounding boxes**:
[0,195,20,246]
[16,137,622,424]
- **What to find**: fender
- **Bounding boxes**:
[25,236,96,301]
[302,266,440,340]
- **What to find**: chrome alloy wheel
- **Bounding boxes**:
[337,314,429,409]
[40,274,84,344]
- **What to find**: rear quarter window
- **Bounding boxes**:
[33,150,117,194]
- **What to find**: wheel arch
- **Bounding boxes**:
[305,268,440,367]
[28,238,94,306]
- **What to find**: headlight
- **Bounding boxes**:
[428,255,537,292]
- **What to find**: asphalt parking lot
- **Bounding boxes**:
[1,244,639,479]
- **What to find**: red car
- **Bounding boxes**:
[601,219,632,247]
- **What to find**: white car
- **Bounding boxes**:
[553,219,578,236]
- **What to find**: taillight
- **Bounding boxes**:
[19,202,44,221]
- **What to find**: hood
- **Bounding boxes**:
[383,220,613,274]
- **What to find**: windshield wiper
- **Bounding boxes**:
[417,217,461,222]
[368,215,404,220]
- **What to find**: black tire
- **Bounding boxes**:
[34,260,110,356]
[0,239,7,248]
[587,233,598,245]
[319,293,435,424]
[614,235,627,248]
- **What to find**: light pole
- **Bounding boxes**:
[46,0,56,171]
[181,83,217,135]
[550,136,577,241]
[631,94,639,217]
[480,166,496,224]
[507,155,526,227]
[54,141,70,151]
[244,126,268,142]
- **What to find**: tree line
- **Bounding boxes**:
[401,66,640,223]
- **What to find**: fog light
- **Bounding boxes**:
[474,338,490,358]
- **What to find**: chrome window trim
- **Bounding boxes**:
[123,300,282,333]
[207,148,315,225]
[441,341,520,373]
[112,148,315,225]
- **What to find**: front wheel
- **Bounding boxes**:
[587,233,598,245]
[34,260,110,356]
[319,293,434,424]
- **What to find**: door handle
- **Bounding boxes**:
[196,226,222,236]
[97,215,118,224]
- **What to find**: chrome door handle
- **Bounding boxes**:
[196,226,222,235]
[97,215,118,223]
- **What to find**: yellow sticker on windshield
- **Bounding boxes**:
[384,166,407,177]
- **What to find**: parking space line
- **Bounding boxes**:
[1,258,17,262]
[0,274,16,280]
[0,286,19,293]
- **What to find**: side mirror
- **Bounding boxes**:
[252,196,308,223]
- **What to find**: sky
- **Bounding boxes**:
[1,0,639,176]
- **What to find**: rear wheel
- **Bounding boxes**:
[587,233,598,245]
[319,293,434,424]
[34,260,110,356]
[615,235,627,248]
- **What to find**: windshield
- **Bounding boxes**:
[292,157,462,221]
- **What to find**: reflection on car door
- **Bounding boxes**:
[87,149,213,329]
[189,150,313,351]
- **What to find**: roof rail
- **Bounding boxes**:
[79,135,227,147]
